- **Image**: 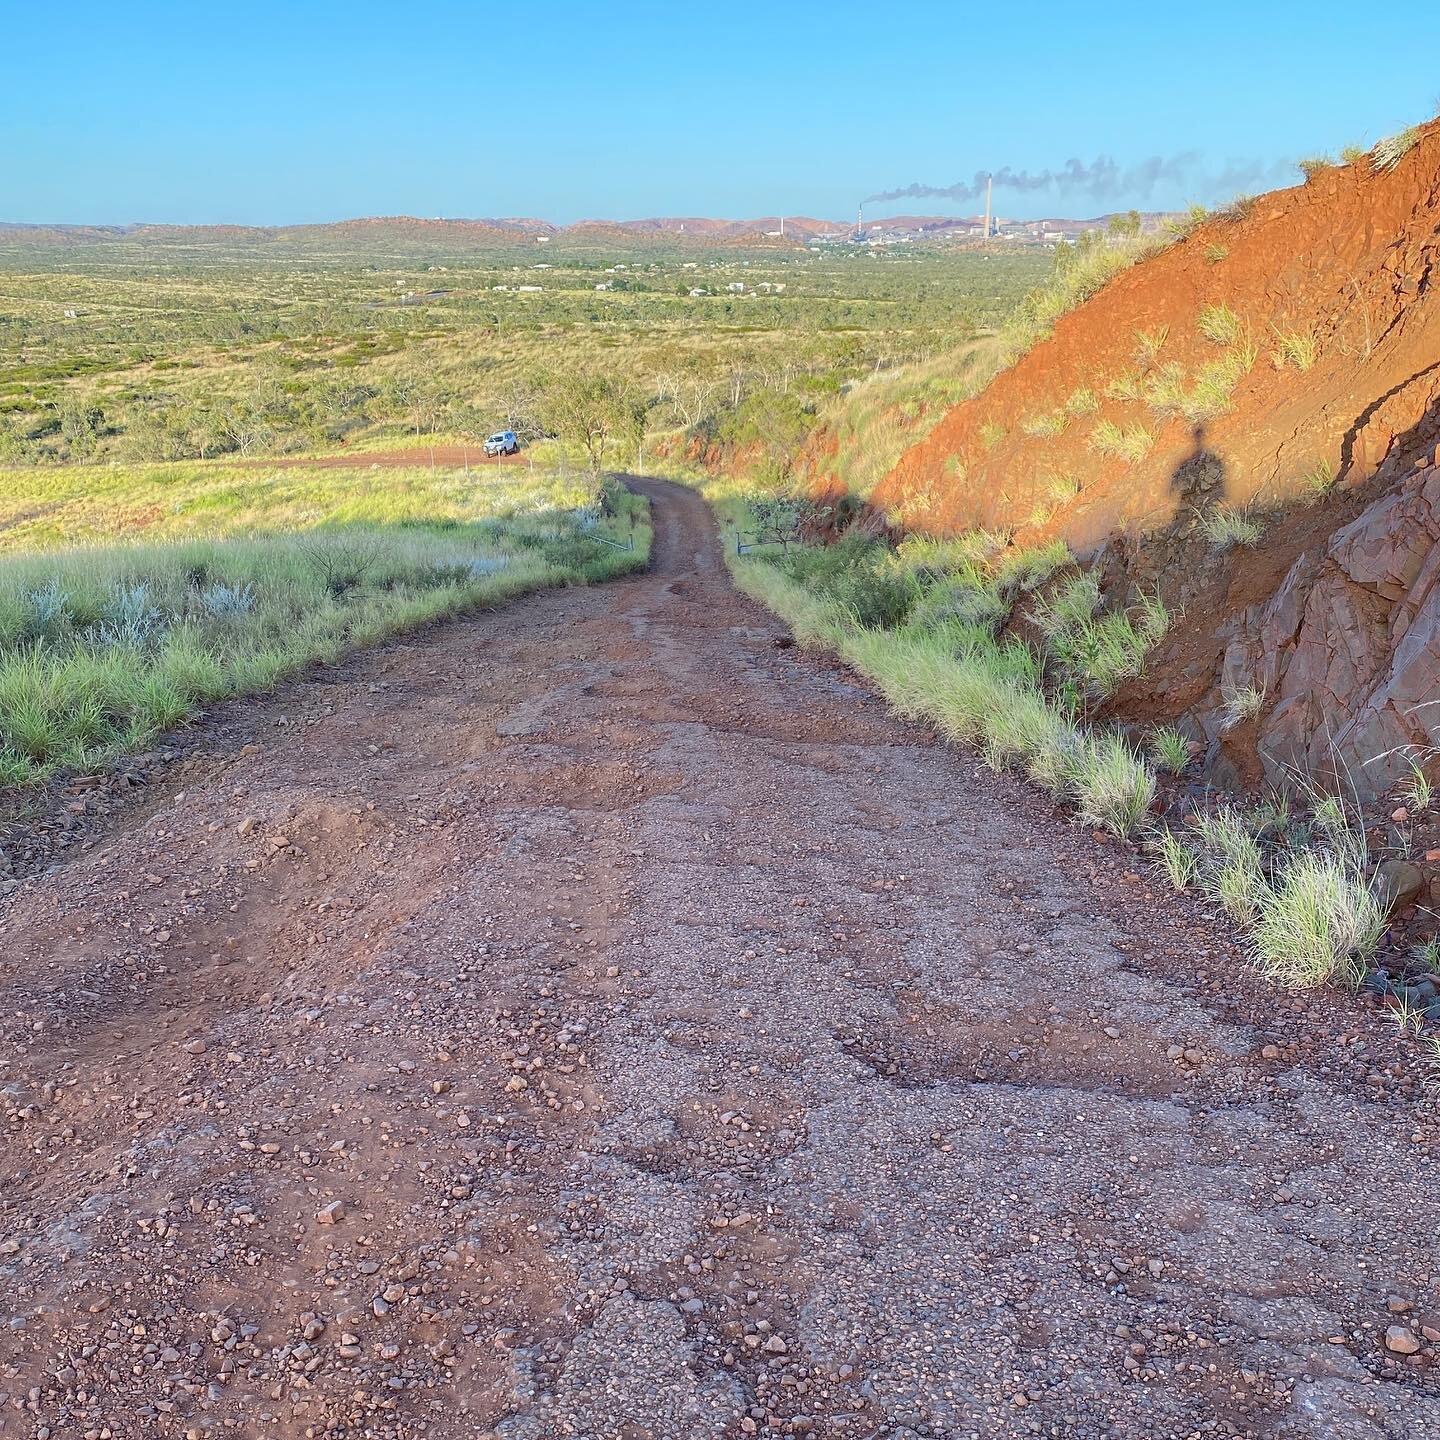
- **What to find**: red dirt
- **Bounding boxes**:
[845,123,1440,800]
[1,481,1438,1437]
[872,122,1440,549]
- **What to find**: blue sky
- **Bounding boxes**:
[3,1,1433,225]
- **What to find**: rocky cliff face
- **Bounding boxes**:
[1216,459,1438,795]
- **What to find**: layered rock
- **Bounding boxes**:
[1208,461,1439,796]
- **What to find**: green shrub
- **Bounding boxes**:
[776,534,918,630]
[908,575,1008,633]
[1032,578,1169,699]
[828,564,920,630]
[993,539,1071,594]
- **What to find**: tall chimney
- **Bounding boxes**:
[780,215,785,237]
[983,174,993,239]
[856,202,863,239]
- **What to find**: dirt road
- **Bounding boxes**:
[1,480,1436,1439]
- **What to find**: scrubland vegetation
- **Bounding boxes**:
[702,483,1162,840]
[659,203,1415,998]
[0,237,1047,469]
[0,232,1056,791]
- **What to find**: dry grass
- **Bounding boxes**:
[1197,304,1244,346]
[1200,505,1264,548]
[1089,419,1154,464]
[1270,327,1319,371]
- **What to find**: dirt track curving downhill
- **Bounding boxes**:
[1,480,1437,1439]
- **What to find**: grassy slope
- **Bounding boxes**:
[0,460,649,784]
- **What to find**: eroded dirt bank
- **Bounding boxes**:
[0,481,1436,1440]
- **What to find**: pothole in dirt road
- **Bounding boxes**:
[837,1014,1195,1104]
[491,761,685,814]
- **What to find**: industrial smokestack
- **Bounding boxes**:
[983,174,992,239]
[856,202,863,240]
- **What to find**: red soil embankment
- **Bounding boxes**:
[867,122,1440,801]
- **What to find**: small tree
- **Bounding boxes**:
[59,401,103,461]
[748,494,825,552]
[537,371,641,475]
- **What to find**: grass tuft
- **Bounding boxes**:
[1270,327,1319,371]
[1149,726,1193,773]
[1089,419,1154,464]
[1200,505,1264,548]
[1300,459,1338,497]
[1153,827,1199,890]
[1134,326,1169,368]
[1372,127,1422,172]
[1222,684,1267,726]
[1197,304,1243,346]
[1072,734,1156,837]
[1020,411,1068,438]
[1403,761,1434,813]
[1251,849,1386,988]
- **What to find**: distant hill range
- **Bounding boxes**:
[0,211,1172,255]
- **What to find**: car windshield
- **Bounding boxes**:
[488,434,506,443]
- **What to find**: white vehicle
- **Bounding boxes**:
[484,430,519,456]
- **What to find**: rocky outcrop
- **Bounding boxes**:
[1211,460,1439,796]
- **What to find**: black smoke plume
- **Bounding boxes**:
[861,152,1293,207]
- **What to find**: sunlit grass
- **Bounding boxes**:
[0,466,649,785]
